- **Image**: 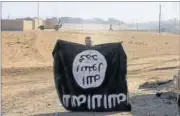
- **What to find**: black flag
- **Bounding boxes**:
[52,40,131,112]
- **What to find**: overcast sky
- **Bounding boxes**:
[1,2,180,23]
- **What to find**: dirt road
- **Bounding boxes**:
[2,54,179,116]
[2,31,180,116]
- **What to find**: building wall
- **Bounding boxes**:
[1,20,24,31]
[33,18,44,29]
[23,20,33,30]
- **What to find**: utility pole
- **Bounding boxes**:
[136,22,138,32]
[179,2,180,74]
[81,17,83,32]
[159,4,161,33]
[8,13,10,20]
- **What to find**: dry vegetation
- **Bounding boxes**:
[1,30,180,116]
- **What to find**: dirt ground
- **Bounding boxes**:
[1,30,180,116]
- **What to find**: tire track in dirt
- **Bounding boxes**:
[2,55,178,76]
[2,70,56,115]
[1,66,52,76]
[128,54,178,62]
[2,85,56,115]
[2,79,44,85]
[28,32,47,62]
[128,58,179,75]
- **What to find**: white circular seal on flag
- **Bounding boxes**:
[72,50,107,89]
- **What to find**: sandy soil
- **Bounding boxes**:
[1,30,180,116]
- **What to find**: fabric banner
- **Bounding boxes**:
[52,40,131,112]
